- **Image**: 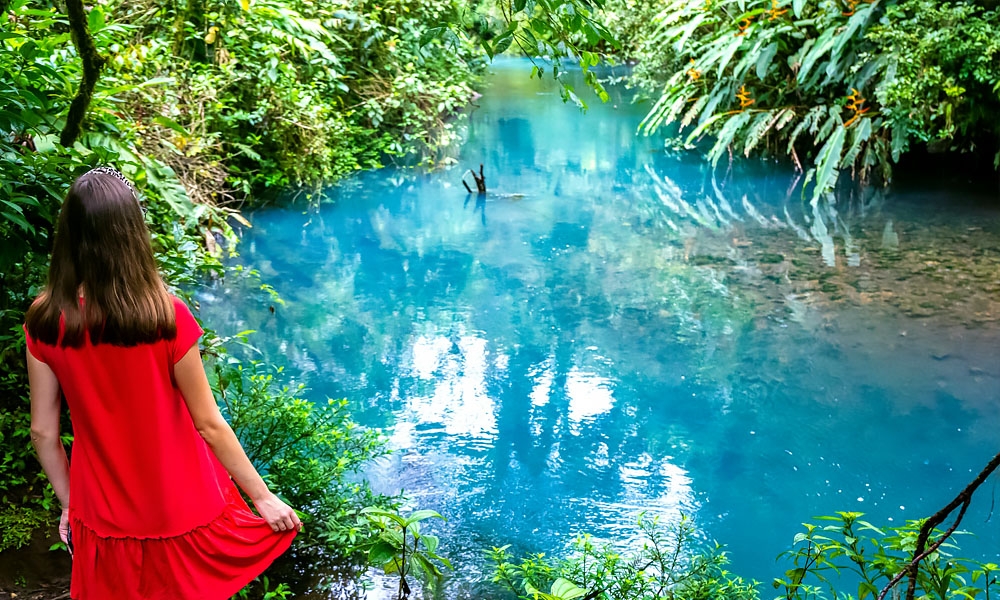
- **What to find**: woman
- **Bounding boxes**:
[25,167,299,599]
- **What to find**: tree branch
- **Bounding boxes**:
[877,451,1000,600]
[60,0,106,147]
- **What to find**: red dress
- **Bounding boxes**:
[25,297,296,600]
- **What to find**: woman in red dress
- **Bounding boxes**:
[25,167,300,599]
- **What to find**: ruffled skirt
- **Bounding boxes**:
[70,485,296,600]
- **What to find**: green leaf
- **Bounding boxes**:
[841,117,872,168]
[404,510,445,526]
[368,540,398,567]
[418,26,448,47]
[381,529,405,547]
[811,124,846,201]
[890,120,907,162]
[685,111,726,144]
[743,111,778,156]
[830,6,873,68]
[673,12,707,52]
[2,211,32,232]
[550,578,586,600]
[362,507,408,527]
[716,35,746,77]
[87,5,105,32]
[153,116,191,136]
[798,28,837,84]
[493,32,514,56]
[793,0,807,18]
[708,111,754,167]
[411,551,442,578]
[756,42,779,79]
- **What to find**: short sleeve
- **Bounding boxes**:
[170,297,203,364]
[22,324,47,364]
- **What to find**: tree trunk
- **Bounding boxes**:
[60,0,106,148]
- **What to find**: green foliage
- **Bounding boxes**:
[470,0,620,107]
[452,0,619,109]
[630,0,1000,199]
[210,359,390,559]
[490,514,759,600]
[354,507,452,599]
[101,0,485,195]
[232,576,294,600]
[775,511,1000,600]
[0,506,53,553]
[866,1,1000,154]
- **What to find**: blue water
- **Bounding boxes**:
[199,60,1000,595]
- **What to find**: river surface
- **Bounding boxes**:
[198,60,1000,597]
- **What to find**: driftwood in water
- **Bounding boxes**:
[462,164,486,194]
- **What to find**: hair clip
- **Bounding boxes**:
[87,166,146,215]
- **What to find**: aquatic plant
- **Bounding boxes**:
[353,507,452,599]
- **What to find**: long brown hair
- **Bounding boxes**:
[25,168,177,347]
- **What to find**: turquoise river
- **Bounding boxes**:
[198,60,1000,598]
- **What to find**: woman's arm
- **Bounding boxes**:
[27,351,72,547]
[173,344,301,533]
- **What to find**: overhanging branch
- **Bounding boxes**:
[877,450,1000,600]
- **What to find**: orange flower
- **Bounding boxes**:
[768,0,788,20]
[843,88,869,127]
[687,58,701,80]
[737,85,755,109]
[736,16,753,35]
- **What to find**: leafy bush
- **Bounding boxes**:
[775,511,1000,600]
[98,0,485,197]
[629,0,1000,200]
[209,359,392,563]
[0,506,53,554]
[490,514,759,600]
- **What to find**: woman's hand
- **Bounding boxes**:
[59,507,72,556]
[253,492,302,533]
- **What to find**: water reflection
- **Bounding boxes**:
[198,59,1000,590]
